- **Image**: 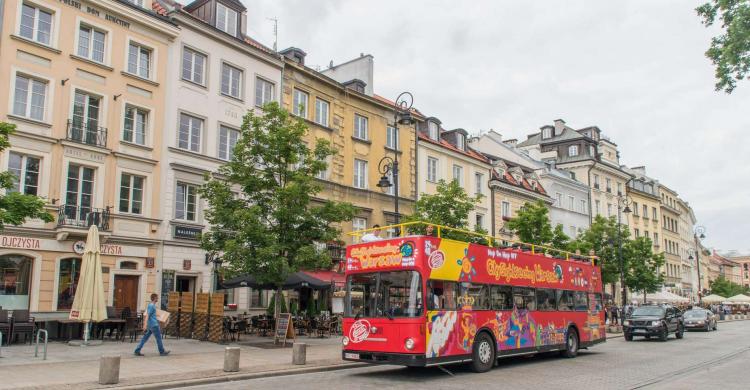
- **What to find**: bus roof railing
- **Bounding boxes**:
[346,221,597,264]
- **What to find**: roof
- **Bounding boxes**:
[489,160,549,197]
[517,126,586,147]
[418,132,490,164]
[372,94,425,119]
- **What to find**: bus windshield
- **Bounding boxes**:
[345,271,423,318]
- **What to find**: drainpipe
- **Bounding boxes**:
[587,161,596,225]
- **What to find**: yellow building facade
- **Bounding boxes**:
[659,185,683,294]
[0,0,178,315]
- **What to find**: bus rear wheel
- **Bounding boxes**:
[560,328,579,358]
[470,332,495,373]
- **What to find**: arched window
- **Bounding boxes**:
[0,254,34,310]
[57,257,82,310]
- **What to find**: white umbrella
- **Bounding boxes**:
[701,294,726,304]
[69,225,107,344]
[726,294,750,303]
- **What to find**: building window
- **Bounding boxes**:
[0,254,33,310]
[8,152,40,195]
[354,114,368,140]
[19,3,52,45]
[175,182,197,221]
[182,47,206,85]
[178,113,203,152]
[428,122,439,140]
[502,201,511,218]
[352,217,367,242]
[218,125,240,161]
[617,182,623,196]
[290,88,309,118]
[595,200,601,215]
[542,127,551,139]
[652,207,657,220]
[593,174,600,189]
[568,196,575,211]
[452,165,463,185]
[56,258,81,310]
[123,105,148,145]
[643,205,648,218]
[127,42,151,79]
[589,145,596,157]
[607,203,612,217]
[315,98,329,127]
[555,192,563,207]
[255,77,274,106]
[633,202,639,216]
[71,90,101,145]
[77,25,105,63]
[606,178,612,193]
[427,157,438,182]
[386,125,399,150]
[475,173,484,195]
[119,174,144,214]
[568,145,578,157]
[13,74,47,121]
[476,214,484,230]
[64,164,95,222]
[353,159,367,189]
[221,63,242,99]
[456,134,465,150]
[216,2,238,36]
[653,232,658,244]
[580,199,586,214]
[634,228,639,237]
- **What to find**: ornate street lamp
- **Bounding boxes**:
[690,225,707,304]
[375,92,415,229]
[617,195,633,307]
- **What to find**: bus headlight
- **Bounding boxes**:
[343,336,350,346]
[405,338,415,350]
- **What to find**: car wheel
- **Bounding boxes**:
[470,332,495,373]
[675,325,684,339]
[560,328,579,358]
[624,333,633,341]
[659,325,668,341]
[645,335,651,340]
[713,322,718,331]
[705,323,710,332]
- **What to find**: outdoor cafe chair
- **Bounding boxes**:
[235,320,247,341]
[11,309,35,345]
[0,310,11,345]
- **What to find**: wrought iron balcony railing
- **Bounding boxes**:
[57,205,111,231]
[66,119,108,148]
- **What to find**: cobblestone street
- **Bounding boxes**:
[183,320,750,390]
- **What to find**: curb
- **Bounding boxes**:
[105,361,370,390]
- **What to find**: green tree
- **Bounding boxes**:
[505,200,553,246]
[551,224,571,251]
[709,275,749,296]
[402,179,483,241]
[0,122,53,228]
[624,237,665,302]
[200,103,355,318]
[569,215,630,295]
[696,0,750,93]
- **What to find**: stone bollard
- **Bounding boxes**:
[292,342,306,365]
[99,355,121,385]
[223,347,240,372]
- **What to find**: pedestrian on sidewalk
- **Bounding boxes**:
[134,293,170,357]
[611,305,619,325]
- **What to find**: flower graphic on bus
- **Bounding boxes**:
[457,249,476,281]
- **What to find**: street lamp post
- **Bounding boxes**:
[689,226,706,305]
[617,195,633,307]
[376,92,415,228]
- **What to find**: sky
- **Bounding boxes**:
[225,0,748,252]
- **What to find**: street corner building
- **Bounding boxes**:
[0,0,178,318]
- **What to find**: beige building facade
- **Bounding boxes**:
[659,185,683,295]
[0,0,178,316]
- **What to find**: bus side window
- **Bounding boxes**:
[428,280,457,310]
[512,287,536,311]
[536,289,556,311]
[460,283,490,310]
[557,290,574,311]
[574,291,588,311]
[491,285,512,310]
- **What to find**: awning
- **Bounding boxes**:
[302,270,346,287]
[222,271,335,290]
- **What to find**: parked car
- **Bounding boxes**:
[683,309,717,331]
[623,305,684,341]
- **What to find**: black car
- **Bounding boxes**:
[683,309,718,331]
[623,305,684,341]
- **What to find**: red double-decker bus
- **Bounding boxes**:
[341,224,606,372]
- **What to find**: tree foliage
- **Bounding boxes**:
[0,122,53,228]
[200,103,355,291]
[504,200,570,252]
[402,179,483,241]
[624,237,665,302]
[569,215,629,287]
[709,275,749,296]
[696,0,750,93]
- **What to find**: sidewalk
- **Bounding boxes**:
[0,335,353,390]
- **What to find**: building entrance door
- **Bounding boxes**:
[113,275,139,313]
[176,275,196,294]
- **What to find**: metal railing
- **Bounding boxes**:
[57,205,111,231]
[1,330,3,358]
[35,329,48,360]
[66,119,108,148]
[347,221,597,263]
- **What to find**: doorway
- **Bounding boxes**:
[113,275,139,313]
[176,275,196,295]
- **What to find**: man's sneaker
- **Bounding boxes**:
[159,351,171,356]
[134,351,144,356]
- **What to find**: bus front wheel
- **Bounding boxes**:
[470,332,495,373]
[560,328,579,358]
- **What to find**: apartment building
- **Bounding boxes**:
[659,185,683,295]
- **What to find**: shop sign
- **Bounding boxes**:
[183,259,192,270]
[0,236,41,249]
[57,0,132,29]
[145,257,155,268]
[73,241,86,255]
[174,225,202,240]
[73,241,123,256]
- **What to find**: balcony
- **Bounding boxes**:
[66,119,108,148]
[57,205,111,231]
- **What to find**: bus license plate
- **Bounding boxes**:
[345,353,360,359]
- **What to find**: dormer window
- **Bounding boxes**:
[542,127,552,139]
[216,3,238,36]
[568,145,579,157]
[456,134,465,150]
[589,145,595,156]
[428,121,439,140]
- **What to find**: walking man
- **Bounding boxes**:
[135,293,170,356]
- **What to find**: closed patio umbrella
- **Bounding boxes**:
[69,225,107,344]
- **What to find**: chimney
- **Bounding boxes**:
[553,119,565,136]
[279,47,307,66]
[503,139,518,148]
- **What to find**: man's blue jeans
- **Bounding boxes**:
[135,325,165,354]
